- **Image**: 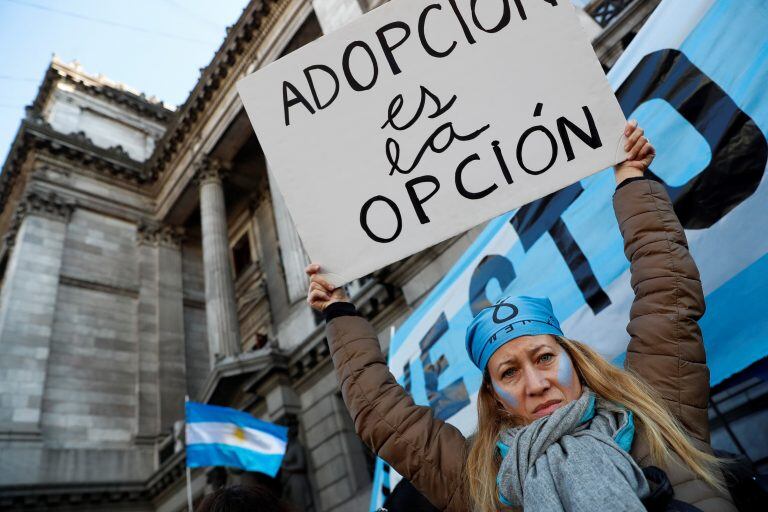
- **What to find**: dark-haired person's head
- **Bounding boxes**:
[196,484,287,512]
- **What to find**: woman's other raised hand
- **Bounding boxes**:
[305,263,350,312]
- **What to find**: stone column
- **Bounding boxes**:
[195,157,241,364]
[266,166,309,303]
[0,191,72,433]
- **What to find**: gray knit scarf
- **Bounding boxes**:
[496,388,649,511]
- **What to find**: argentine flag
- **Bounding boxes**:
[185,402,288,477]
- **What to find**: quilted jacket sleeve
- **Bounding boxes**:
[614,179,710,443]
[326,315,470,512]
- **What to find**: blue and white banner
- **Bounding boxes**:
[371,0,768,508]
[185,402,288,477]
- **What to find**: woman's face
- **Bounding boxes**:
[487,334,582,424]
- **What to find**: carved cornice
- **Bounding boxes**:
[147,0,279,180]
[24,111,149,182]
[30,59,173,124]
[0,112,150,217]
[136,220,185,248]
[194,156,230,186]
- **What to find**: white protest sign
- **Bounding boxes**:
[237,0,627,286]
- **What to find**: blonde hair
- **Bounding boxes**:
[466,336,725,512]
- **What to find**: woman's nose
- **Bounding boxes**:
[523,367,550,395]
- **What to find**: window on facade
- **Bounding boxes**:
[232,234,253,278]
[254,333,268,350]
[587,0,635,28]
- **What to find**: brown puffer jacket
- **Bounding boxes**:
[325,180,735,511]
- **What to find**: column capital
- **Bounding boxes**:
[137,220,185,248]
[5,191,75,249]
[18,190,75,222]
[194,156,230,186]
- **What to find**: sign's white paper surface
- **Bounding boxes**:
[238,0,627,286]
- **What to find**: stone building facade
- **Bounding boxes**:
[0,1,660,511]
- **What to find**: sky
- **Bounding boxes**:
[0,0,249,164]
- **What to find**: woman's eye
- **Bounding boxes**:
[502,368,517,379]
[540,354,554,363]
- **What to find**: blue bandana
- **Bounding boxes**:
[465,296,563,371]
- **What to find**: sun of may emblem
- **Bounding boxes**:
[232,426,246,442]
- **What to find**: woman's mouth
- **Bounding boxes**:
[532,399,563,417]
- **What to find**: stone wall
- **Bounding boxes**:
[41,209,139,447]
[43,283,137,447]
[299,369,372,512]
[0,203,155,486]
[182,244,209,401]
[61,209,138,290]
[184,307,209,400]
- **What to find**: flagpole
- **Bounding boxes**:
[186,466,194,512]
[185,395,193,512]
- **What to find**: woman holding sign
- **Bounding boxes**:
[306,122,735,512]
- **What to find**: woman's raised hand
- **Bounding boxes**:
[614,120,656,185]
[305,263,350,312]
